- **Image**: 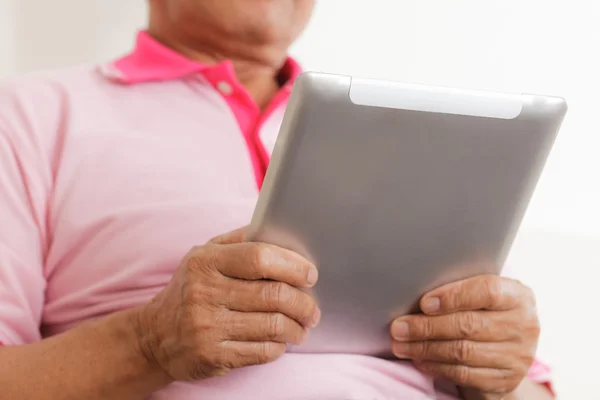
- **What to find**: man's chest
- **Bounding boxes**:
[41,107,282,330]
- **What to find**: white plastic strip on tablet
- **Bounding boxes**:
[349,77,523,119]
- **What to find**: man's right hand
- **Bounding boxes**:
[135,228,320,382]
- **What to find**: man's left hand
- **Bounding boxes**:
[390,275,540,399]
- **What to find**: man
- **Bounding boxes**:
[0,1,553,399]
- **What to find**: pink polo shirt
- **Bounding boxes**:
[0,32,552,399]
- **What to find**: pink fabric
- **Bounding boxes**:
[529,359,555,396]
[0,31,552,399]
[103,32,300,189]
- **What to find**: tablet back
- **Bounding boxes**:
[248,72,567,357]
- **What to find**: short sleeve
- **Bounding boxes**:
[0,80,55,345]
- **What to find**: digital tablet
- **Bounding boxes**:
[247,72,567,357]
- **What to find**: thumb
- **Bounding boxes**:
[209,226,247,245]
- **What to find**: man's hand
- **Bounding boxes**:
[135,227,320,382]
[390,275,540,400]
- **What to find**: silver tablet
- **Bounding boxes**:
[248,72,567,357]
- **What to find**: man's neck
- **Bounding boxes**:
[148,30,285,110]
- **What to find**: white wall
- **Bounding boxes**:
[1,0,599,397]
[0,0,147,77]
[0,0,16,77]
[293,0,600,237]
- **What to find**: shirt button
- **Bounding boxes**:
[216,81,233,95]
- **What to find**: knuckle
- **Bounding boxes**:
[266,313,286,340]
[419,317,435,339]
[181,283,202,308]
[186,245,219,274]
[278,283,298,309]
[185,251,205,272]
[189,310,219,337]
[281,285,298,308]
[519,310,541,342]
[261,282,279,308]
[182,279,219,309]
[255,342,283,365]
[453,340,474,364]
[213,346,234,368]
[452,365,472,386]
[519,352,536,371]
[255,343,271,364]
[457,312,482,338]
[293,259,311,279]
[262,282,290,309]
[247,243,267,277]
[180,281,198,305]
[299,293,317,319]
[483,276,503,305]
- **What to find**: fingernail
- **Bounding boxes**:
[307,268,319,286]
[392,342,410,358]
[310,307,321,327]
[422,297,440,313]
[391,321,409,340]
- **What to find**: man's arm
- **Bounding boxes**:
[0,111,168,398]
[0,308,170,400]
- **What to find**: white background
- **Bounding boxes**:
[1,0,599,397]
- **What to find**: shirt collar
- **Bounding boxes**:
[99,31,302,91]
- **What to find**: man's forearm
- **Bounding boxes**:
[0,307,172,400]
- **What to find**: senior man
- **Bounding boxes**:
[0,1,554,399]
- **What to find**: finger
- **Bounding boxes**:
[391,311,520,342]
[210,227,247,245]
[391,339,514,369]
[218,341,287,369]
[420,275,533,315]
[225,279,320,328]
[213,242,318,288]
[413,361,520,394]
[222,311,308,345]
